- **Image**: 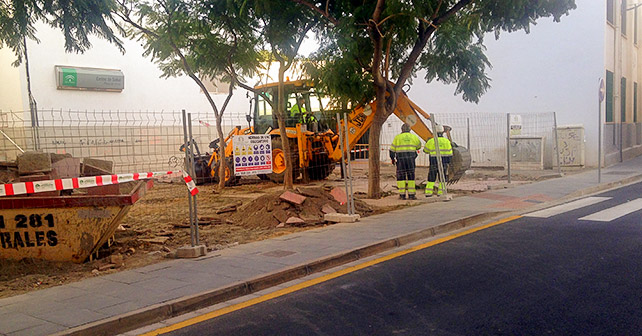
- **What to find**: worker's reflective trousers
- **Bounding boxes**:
[396,155,417,196]
[425,156,451,195]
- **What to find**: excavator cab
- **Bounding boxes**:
[253,81,337,134]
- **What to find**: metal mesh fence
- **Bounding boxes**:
[0,109,559,190]
[0,109,250,174]
[380,112,558,169]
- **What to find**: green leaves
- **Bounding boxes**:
[122,0,261,86]
[304,0,576,104]
[1,0,123,65]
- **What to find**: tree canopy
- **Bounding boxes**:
[307,0,576,104]
[0,0,123,65]
[299,0,576,198]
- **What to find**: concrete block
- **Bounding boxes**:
[51,157,80,179]
[50,153,73,163]
[176,245,206,258]
[321,203,337,214]
[17,151,52,175]
[286,217,305,225]
[279,191,306,205]
[323,213,360,223]
[82,158,114,175]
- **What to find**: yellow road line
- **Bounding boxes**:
[140,215,522,336]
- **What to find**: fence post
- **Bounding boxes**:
[467,117,471,151]
[343,113,355,215]
[430,113,449,200]
[337,113,352,214]
[182,110,196,247]
[507,113,511,184]
[187,112,200,246]
[553,112,561,176]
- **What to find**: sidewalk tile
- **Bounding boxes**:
[7,322,65,336]
[35,308,108,327]
[0,312,48,334]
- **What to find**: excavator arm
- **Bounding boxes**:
[329,91,433,161]
[329,92,471,184]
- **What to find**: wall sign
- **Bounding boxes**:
[55,66,124,92]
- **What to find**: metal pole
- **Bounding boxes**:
[467,117,471,151]
[187,113,199,246]
[553,112,561,176]
[619,110,624,162]
[337,113,350,214]
[182,110,195,247]
[598,94,603,183]
[1,130,25,153]
[429,114,448,199]
[343,113,355,215]
[506,113,511,184]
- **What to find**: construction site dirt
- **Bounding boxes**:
[0,161,578,298]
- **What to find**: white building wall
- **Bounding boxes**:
[0,48,27,112]
[2,22,255,122]
[406,0,605,167]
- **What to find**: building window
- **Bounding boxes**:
[606,71,614,122]
[608,0,615,24]
[621,77,627,123]
[623,0,628,36]
[633,82,638,122]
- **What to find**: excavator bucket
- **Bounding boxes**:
[447,145,471,184]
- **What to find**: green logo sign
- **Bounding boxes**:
[62,68,77,87]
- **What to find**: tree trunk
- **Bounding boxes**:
[277,66,294,189]
[367,88,387,199]
[216,113,226,191]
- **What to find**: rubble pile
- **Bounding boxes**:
[0,151,119,196]
[226,186,373,229]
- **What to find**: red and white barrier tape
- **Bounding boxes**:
[182,171,199,196]
[350,148,368,153]
[0,171,199,197]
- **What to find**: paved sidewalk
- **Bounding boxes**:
[1,157,641,336]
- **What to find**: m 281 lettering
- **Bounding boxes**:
[0,214,58,249]
[15,214,27,228]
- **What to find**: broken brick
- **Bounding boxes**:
[330,188,347,205]
[279,191,306,205]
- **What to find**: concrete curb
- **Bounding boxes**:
[53,211,504,336]
[565,173,642,199]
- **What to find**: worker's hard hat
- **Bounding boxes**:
[401,123,411,132]
[435,124,444,133]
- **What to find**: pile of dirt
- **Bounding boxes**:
[226,186,373,229]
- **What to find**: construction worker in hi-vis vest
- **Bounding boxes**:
[423,124,453,196]
[390,123,422,200]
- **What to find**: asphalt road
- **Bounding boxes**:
[166,182,642,336]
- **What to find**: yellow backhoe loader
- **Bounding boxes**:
[188,80,471,185]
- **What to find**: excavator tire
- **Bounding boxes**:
[191,155,214,185]
[447,145,472,185]
[267,137,299,183]
[214,159,240,186]
[307,152,335,180]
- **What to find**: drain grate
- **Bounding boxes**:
[262,250,297,258]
